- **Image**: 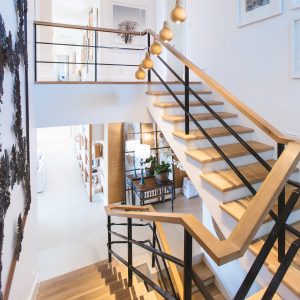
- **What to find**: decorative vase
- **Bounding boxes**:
[155,172,169,183]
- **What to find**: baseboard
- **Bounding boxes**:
[27,270,40,300]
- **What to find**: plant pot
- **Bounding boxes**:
[155,172,169,183]
[145,167,154,176]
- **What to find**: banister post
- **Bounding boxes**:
[152,222,156,268]
[277,143,286,262]
[107,216,112,263]
[94,30,98,82]
[34,23,37,82]
[128,218,133,287]
[185,66,190,135]
[184,229,192,300]
[147,33,152,83]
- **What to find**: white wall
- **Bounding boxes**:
[1,1,38,299]
[33,84,152,128]
[186,0,300,137]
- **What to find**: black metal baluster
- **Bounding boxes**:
[128,218,133,287]
[152,222,156,268]
[94,30,98,82]
[147,33,152,83]
[278,143,285,262]
[107,216,112,263]
[185,66,190,135]
[184,230,192,300]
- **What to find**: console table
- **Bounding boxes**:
[127,176,175,212]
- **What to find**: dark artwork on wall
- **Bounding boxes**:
[0,0,31,299]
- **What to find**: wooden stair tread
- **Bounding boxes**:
[193,262,215,282]
[186,141,273,164]
[148,81,202,85]
[250,223,300,296]
[153,100,224,108]
[163,112,237,123]
[192,283,225,300]
[146,90,212,96]
[247,288,282,300]
[220,185,298,222]
[200,160,278,192]
[173,125,254,141]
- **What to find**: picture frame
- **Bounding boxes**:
[111,2,147,47]
[291,0,300,9]
[291,18,300,78]
[237,0,283,27]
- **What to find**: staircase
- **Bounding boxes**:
[36,259,157,300]
[145,81,300,299]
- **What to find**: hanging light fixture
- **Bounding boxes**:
[171,0,187,24]
[150,38,162,56]
[159,21,173,42]
[142,53,154,69]
[135,64,146,80]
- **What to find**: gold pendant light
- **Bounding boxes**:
[171,0,187,24]
[135,64,146,80]
[142,53,154,69]
[159,21,173,42]
[150,38,162,56]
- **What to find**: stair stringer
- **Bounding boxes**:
[146,95,299,300]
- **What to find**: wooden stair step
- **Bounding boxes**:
[153,100,224,108]
[220,185,298,222]
[193,262,215,283]
[39,260,108,288]
[163,112,237,123]
[146,90,212,96]
[192,283,225,300]
[186,141,273,164]
[250,224,300,297]
[200,160,278,193]
[247,288,282,300]
[173,125,254,141]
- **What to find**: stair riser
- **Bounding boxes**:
[188,150,274,173]
[149,83,203,92]
[172,118,237,131]
[178,133,254,150]
[204,172,299,203]
[162,105,224,115]
[156,93,212,103]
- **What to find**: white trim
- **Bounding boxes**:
[237,0,283,27]
[291,0,300,9]
[27,270,40,300]
[291,18,300,79]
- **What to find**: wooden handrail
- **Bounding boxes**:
[147,29,294,145]
[34,21,147,36]
[105,142,300,266]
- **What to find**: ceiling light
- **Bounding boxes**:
[135,64,146,80]
[159,21,173,42]
[171,0,187,24]
[150,39,162,56]
[142,53,154,70]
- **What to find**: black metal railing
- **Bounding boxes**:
[107,216,216,300]
[34,22,148,82]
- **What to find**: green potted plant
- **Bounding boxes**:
[145,155,156,176]
[154,161,172,183]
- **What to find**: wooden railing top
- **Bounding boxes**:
[105,142,300,266]
[34,21,147,36]
[147,29,294,145]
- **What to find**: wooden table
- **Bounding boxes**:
[130,177,174,212]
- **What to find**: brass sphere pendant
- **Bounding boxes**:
[135,64,146,80]
[159,21,173,42]
[171,0,187,24]
[142,53,154,69]
[150,39,162,56]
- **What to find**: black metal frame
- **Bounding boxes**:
[34,23,147,82]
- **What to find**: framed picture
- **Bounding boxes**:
[111,3,147,46]
[291,18,300,78]
[238,0,283,27]
[291,0,300,9]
